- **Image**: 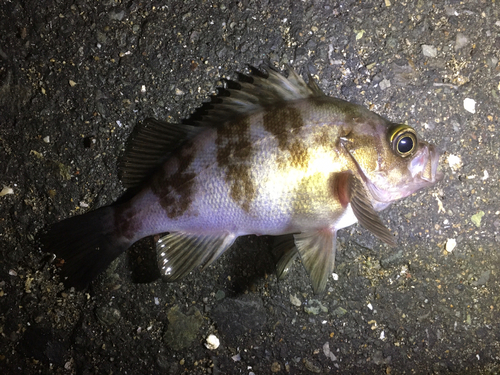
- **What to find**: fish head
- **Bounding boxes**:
[342,120,443,207]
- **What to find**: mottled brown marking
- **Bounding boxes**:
[216,118,255,212]
[314,126,334,148]
[263,105,304,151]
[114,203,141,240]
[289,139,309,169]
[151,141,196,219]
[263,105,311,170]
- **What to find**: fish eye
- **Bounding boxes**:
[389,125,417,157]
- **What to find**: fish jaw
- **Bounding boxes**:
[365,142,443,205]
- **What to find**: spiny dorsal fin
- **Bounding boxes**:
[185,65,325,127]
[119,118,201,188]
[120,66,324,188]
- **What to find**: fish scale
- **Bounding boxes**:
[42,66,442,293]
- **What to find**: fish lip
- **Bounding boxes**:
[417,143,443,183]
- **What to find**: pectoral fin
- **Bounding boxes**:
[156,232,237,281]
[331,171,396,246]
[293,229,337,294]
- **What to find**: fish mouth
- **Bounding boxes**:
[410,142,443,184]
[364,142,443,205]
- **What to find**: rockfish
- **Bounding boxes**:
[42,66,442,293]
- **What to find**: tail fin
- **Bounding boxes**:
[42,206,131,290]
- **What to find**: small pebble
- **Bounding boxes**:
[445,238,457,252]
[323,342,337,361]
[471,211,484,228]
[422,44,437,58]
[447,154,462,171]
[109,9,125,21]
[290,294,301,307]
[445,6,458,16]
[455,33,468,51]
[463,98,476,113]
[379,78,391,90]
[205,334,220,350]
[271,361,281,372]
[0,186,14,196]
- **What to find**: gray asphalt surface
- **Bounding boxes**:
[1,0,500,374]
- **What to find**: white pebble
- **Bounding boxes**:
[446,238,457,253]
[323,341,337,361]
[290,294,301,307]
[205,334,220,350]
[422,44,437,58]
[463,98,476,113]
[0,186,14,197]
[447,154,463,171]
[379,78,391,90]
[455,33,469,51]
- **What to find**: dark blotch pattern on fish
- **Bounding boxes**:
[314,126,335,149]
[114,204,141,240]
[216,118,255,212]
[263,105,304,149]
[263,105,309,170]
[151,142,196,219]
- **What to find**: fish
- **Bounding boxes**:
[42,65,442,293]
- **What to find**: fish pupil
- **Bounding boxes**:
[398,136,414,154]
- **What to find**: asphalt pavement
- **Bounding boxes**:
[1,1,499,374]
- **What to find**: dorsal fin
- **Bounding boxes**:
[120,66,324,188]
[184,65,325,127]
[119,118,201,188]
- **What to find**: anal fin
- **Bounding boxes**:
[156,232,237,281]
